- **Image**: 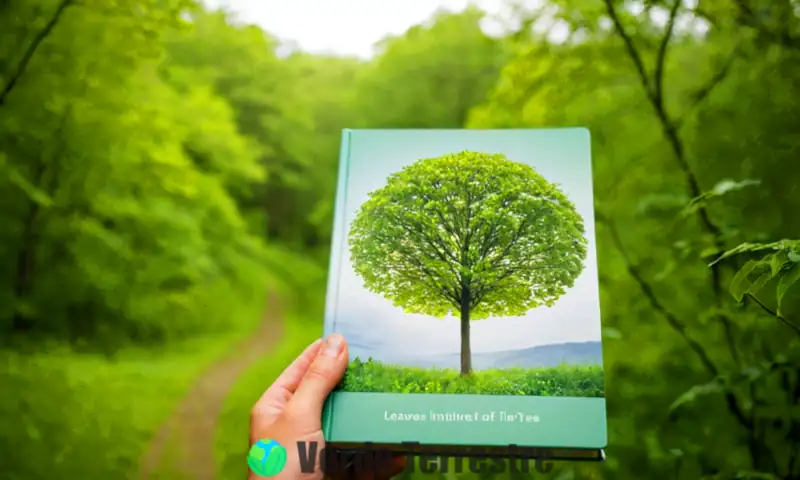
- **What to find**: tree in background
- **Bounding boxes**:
[354,6,510,129]
[0,0,270,342]
[160,9,317,245]
[348,151,587,375]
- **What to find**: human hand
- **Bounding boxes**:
[249,333,407,480]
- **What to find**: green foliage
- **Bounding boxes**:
[338,357,604,397]
[468,1,800,478]
[0,0,271,342]
[682,178,762,219]
[1,0,799,478]
[669,359,796,413]
[159,10,358,247]
[713,239,800,316]
[354,6,510,129]
[349,151,587,320]
[0,303,266,479]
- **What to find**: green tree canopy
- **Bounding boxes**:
[353,7,510,129]
[349,151,588,374]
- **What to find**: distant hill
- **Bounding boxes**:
[350,341,603,371]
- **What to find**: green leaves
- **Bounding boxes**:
[682,178,761,218]
[348,150,587,321]
[460,0,800,478]
[777,264,800,313]
[708,239,800,267]
[354,7,509,129]
[711,239,800,315]
[729,260,766,302]
[669,376,727,413]
[670,360,795,413]
[0,0,272,340]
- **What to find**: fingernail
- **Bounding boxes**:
[323,334,344,357]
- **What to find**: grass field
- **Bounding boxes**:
[0,248,322,480]
[0,315,265,479]
[338,357,605,397]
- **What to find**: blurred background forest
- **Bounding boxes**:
[1,0,799,479]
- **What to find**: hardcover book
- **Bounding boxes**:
[321,128,607,461]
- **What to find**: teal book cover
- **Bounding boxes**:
[322,128,606,460]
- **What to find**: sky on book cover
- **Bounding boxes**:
[330,129,602,365]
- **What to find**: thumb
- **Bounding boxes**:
[287,334,348,417]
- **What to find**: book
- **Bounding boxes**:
[321,128,607,462]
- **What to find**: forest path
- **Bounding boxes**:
[138,291,285,480]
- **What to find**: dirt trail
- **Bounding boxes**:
[139,292,285,480]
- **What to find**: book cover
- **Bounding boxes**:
[322,128,606,460]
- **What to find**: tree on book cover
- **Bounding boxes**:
[348,151,587,377]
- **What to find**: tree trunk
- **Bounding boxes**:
[459,284,472,376]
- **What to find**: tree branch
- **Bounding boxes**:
[597,213,716,373]
[470,263,560,308]
[388,216,461,270]
[596,212,752,430]
[601,2,787,471]
[746,293,800,336]
[433,208,462,248]
[484,218,531,270]
[601,0,654,103]
[394,255,460,307]
[602,0,743,369]
[602,0,723,245]
[0,0,74,107]
[677,46,739,128]
[653,0,682,108]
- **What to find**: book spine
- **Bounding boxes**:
[321,128,353,440]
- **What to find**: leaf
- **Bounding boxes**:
[636,193,689,215]
[769,252,788,276]
[3,165,54,207]
[602,327,622,339]
[669,377,726,412]
[709,239,800,267]
[777,264,800,315]
[700,246,723,260]
[748,270,771,296]
[683,178,760,217]
[729,260,759,302]
[710,178,761,196]
[670,361,791,414]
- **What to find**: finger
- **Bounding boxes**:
[254,338,323,413]
[286,333,348,417]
